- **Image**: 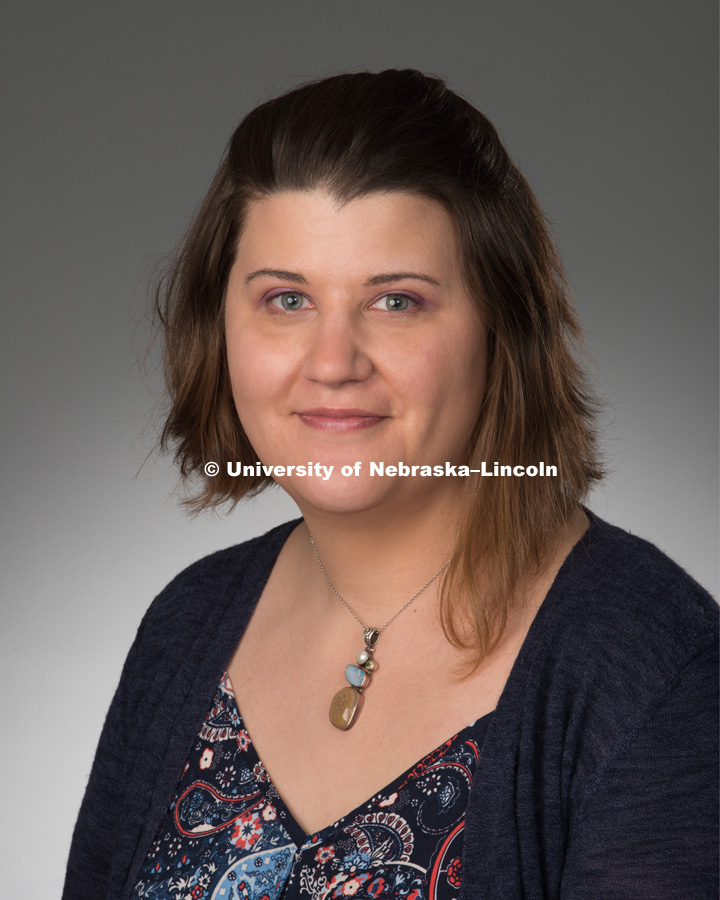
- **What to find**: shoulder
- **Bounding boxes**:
[148,517,300,614]
[523,512,718,741]
[129,518,302,670]
[553,513,718,668]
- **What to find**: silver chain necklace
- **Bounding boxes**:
[310,534,449,731]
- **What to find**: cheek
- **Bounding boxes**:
[226,327,276,438]
[226,323,285,409]
[409,327,486,413]
[456,333,487,402]
[429,331,487,439]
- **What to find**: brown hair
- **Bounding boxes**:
[155,69,603,662]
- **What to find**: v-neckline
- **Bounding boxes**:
[211,511,598,844]
[221,671,493,847]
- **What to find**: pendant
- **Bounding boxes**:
[329,627,380,730]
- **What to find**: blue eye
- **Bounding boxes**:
[373,293,418,311]
[269,291,310,311]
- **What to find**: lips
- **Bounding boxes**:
[297,407,388,433]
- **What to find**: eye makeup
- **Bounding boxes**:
[258,286,432,313]
[369,290,429,312]
[264,289,313,312]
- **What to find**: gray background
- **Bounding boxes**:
[2,1,717,893]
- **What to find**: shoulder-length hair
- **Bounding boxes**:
[155,69,603,664]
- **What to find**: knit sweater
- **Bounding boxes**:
[63,514,719,900]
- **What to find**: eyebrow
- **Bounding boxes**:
[244,268,441,287]
[245,269,308,285]
[364,272,441,287]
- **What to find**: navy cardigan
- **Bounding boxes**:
[63,514,719,899]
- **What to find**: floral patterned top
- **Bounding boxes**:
[132,673,491,900]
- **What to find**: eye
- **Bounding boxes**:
[268,291,312,311]
[371,293,420,312]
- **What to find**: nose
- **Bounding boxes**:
[301,312,374,386]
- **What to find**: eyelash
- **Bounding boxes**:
[264,290,424,313]
[266,290,313,312]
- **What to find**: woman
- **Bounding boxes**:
[63,70,718,900]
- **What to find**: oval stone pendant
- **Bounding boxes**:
[329,685,363,730]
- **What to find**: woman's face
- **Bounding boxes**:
[224,189,486,516]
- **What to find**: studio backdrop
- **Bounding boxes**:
[1,2,717,897]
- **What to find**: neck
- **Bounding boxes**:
[293,491,461,625]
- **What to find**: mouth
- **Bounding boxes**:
[296,408,388,433]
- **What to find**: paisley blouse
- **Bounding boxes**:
[132,673,491,900]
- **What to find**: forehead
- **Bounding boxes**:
[234,190,463,280]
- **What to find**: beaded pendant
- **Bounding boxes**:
[329,627,380,730]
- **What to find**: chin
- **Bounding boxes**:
[278,470,459,522]
[276,474,406,518]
